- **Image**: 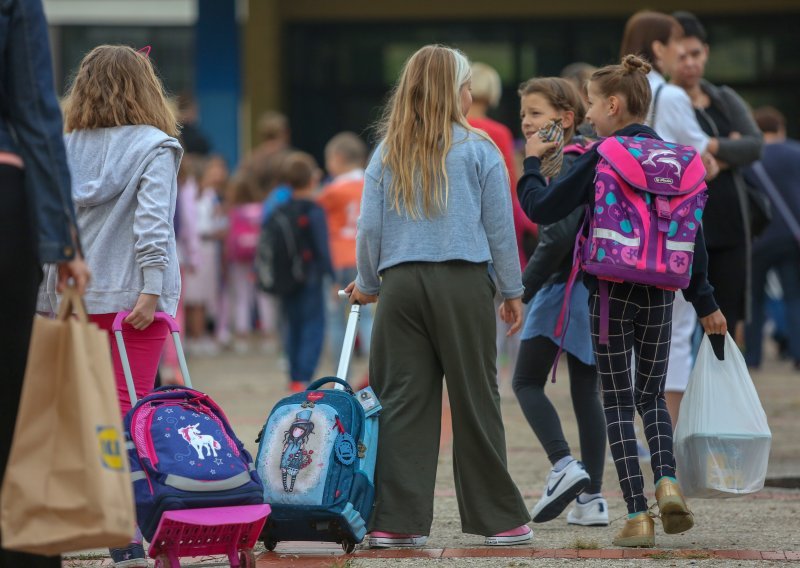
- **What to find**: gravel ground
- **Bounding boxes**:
[62,340,800,567]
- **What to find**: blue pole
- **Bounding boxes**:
[195,0,240,169]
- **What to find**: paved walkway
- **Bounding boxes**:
[64,336,800,566]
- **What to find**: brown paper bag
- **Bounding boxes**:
[1,288,135,555]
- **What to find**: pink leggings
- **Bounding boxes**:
[90,314,169,416]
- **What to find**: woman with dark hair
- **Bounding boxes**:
[669,11,764,422]
[620,10,720,429]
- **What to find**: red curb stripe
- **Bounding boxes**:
[251,549,800,565]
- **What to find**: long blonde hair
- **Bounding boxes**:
[378,45,481,219]
[63,45,179,137]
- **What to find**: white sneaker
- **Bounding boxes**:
[531,460,590,523]
[567,496,609,526]
[484,525,533,546]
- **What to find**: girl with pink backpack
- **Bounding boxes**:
[518,55,726,548]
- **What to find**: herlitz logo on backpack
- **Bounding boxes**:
[96,426,124,471]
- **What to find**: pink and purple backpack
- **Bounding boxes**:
[554,135,708,365]
[582,135,708,290]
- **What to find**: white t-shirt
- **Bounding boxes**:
[647,71,709,154]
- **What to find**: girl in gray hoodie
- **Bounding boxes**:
[39,46,182,567]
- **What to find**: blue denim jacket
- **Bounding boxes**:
[0,0,78,262]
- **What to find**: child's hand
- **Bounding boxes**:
[499,297,523,336]
[699,309,727,335]
[344,281,378,305]
[124,293,159,330]
[524,132,558,159]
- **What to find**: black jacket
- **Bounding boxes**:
[521,148,586,303]
[517,123,719,318]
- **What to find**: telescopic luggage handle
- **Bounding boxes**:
[112,311,193,405]
[334,290,362,391]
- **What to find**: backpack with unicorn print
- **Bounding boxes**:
[124,386,264,540]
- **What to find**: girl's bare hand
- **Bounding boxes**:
[524,133,558,159]
[345,281,378,305]
[124,293,159,330]
[500,297,524,336]
[699,309,727,336]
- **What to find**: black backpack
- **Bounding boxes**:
[256,200,317,296]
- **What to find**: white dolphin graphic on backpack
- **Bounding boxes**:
[178,423,221,460]
[643,148,682,176]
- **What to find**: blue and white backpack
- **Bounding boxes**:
[255,377,380,553]
[124,386,265,540]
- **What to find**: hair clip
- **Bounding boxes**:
[137,45,152,57]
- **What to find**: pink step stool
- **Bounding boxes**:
[148,504,270,567]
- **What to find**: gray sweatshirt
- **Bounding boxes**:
[355,125,523,299]
[39,125,183,316]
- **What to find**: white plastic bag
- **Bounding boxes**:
[674,333,771,498]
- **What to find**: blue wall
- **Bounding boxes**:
[195,0,240,168]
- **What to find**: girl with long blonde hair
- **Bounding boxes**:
[40,45,183,566]
[346,44,532,548]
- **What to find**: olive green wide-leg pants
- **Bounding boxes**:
[368,261,530,536]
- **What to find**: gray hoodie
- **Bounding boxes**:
[39,125,183,316]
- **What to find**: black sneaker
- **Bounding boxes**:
[109,543,148,567]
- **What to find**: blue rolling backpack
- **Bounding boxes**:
[255,299,381,553]
[116,313,264,541]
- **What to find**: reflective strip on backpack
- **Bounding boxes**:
[164,471,252,492]
[130,471,147,482]
[592,228,640,247]
[666,240,695,252]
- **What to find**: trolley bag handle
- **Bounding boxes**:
[307,376,354,394]
[112,311,192,405]
[334,289,362,390]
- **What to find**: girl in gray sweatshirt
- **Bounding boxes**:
[39,43,183,567]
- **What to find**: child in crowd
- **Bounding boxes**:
[220,170,274,352]
[183,155,229,355]
[513,77,608,527]
[40,44,183,567]
[317,132,373,376]
[347,44,532,548]
[620,11,721,424]
[268,152,333,391]
[518,55,726,548]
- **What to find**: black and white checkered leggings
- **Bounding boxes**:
[590,282,677,514]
